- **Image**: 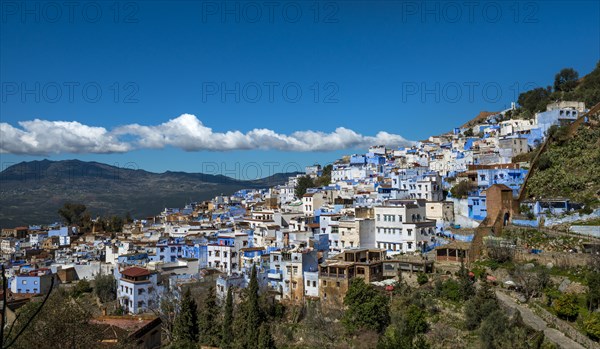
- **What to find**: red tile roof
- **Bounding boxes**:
[121,267,151,278]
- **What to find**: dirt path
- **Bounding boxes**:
[496,291,586,349]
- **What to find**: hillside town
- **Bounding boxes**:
[1,97,599,348]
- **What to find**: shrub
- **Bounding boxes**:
[342,278,390,333]
[94,274,117,303]
[583,312,600,340]
[439,279,461,302]
[417,273,428,285]
[450,181,474,199]
[553,293,579,321]
[72,279,92,298]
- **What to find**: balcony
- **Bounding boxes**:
[267,270,282,280]
[268,273,282,280]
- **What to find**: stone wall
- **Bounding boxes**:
[532,303,600,349]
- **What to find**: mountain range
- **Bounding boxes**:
[0,159,297,228]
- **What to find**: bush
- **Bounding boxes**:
[583,312,600,340]
[537,153,552,171]
[342,278,390,333]
[72,279,92,298]
[94,274,117,303]
[450,181,474,199]
[439,279,461,302]
[553,293,579,321]
[417,273,428,285]
[464,283,499,330]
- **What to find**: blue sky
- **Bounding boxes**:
[1,0,598,180]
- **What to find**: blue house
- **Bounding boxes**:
[10,269,53,294]
[467,192,487,220]
[476,168,527,196]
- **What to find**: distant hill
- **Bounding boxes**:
[0,160,298,228]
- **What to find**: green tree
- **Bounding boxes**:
[450,181,474,199]
[234,265,266,348]
[587,271,600,311]
[553,293,579,321]
[221,287,234,349]
[518,87,552,114]
[554,68,579,92]
[58,202,88,226]
[464,282,500,330]
[93,274,116,303]
[480,310,534,349]
[458,261,475,300]
[173,288,199,345]
[102,215,125,233]
[71,279,92,298]
[438,279,461,302]
[198,286,221,346]
[315,164,333,186]
[7,289,104,349]
[294,175,315,198]
[257,323,276,349]
[378,305,429,349]
[342,278,390,333]
[417,273,428,285]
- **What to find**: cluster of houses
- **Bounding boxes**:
[0,100,590,346]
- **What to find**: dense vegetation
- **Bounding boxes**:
[294,164,333,198]
[57,202,132,233]
[515,62,600,116]
[527,124,600,210]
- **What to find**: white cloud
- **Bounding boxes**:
[1,114,414,155]
[0,119,131,155]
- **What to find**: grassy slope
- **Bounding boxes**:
[526,123,600,207]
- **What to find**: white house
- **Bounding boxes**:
[374,201,436,253]
[117,266,159,314]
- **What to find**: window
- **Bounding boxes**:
[21,280,27,285]
[323,280,327,286]
[312,281,316,287]
[336,281,340,287]
[307,280,310,286]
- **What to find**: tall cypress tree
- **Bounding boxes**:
[173,288,199,345]
[198,286,221,346]
[257,323,276,349]
[242,264,263,347]
[221,287,234,349]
